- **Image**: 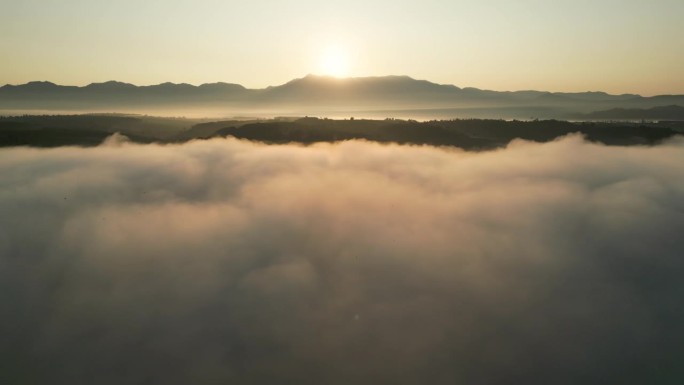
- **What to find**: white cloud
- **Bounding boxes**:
[1,135,684,384]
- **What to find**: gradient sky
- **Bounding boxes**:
[1,0,683,95]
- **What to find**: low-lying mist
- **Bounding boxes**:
[2,136,684,384]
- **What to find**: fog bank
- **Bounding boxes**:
[1,136,684,384]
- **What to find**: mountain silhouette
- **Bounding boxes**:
[2,75,683,118]
[84,81,138,91]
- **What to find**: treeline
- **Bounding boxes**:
[214,117,677,149]
[0,115,678,149]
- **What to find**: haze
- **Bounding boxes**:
[2,1,684,383]
[2,136,684,384]
[2,0,683,95]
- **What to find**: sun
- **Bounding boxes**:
[319,46,350,78]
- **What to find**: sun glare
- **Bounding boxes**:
[319,46,350,77]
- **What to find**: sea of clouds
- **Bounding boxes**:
[1,135,684,384]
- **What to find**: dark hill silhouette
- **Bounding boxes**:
[84,81,138,91]
[198,82,247,92]
[212,117,677,149]
[264,75,461,97]
[582,105,684,120]
[1,114,678,149]
[2,75,684,118]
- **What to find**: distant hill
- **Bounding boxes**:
[212,117,678,149]
[1,115,679,149]
[582,105,684,121]
[2,75,684,118]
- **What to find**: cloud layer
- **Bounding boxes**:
[2,136,684,384]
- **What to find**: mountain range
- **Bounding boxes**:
[2,75,683,119]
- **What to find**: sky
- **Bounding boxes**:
[1,0,683,95]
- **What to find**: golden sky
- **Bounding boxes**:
[1,0,683,95]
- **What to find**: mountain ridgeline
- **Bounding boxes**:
[2,75,684,119]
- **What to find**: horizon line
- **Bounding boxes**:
[2,74,679,98]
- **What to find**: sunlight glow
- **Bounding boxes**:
[318,46,350,77]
